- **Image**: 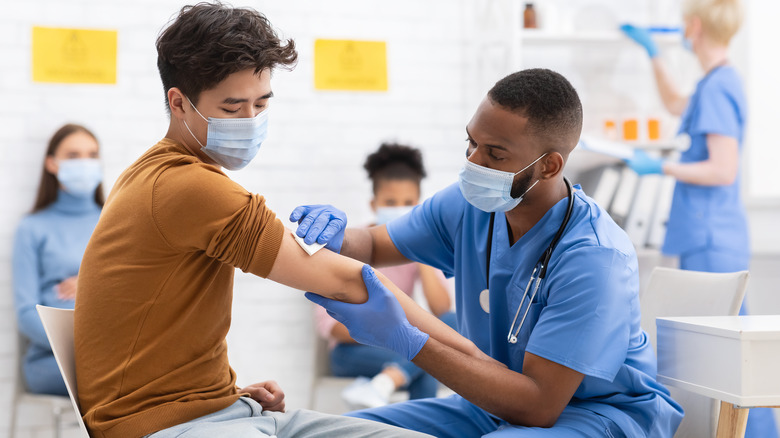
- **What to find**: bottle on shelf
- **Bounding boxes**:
[523,3,537,29]
[622,119,639,142]
[647,118,661,141]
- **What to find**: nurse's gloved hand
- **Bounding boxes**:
[620,24,659,58]
[289,204,347,253]
[626,149,664,175]
[306,265,430,361]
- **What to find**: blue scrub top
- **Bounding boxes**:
[387,183,683,437]
[663,65,749,256]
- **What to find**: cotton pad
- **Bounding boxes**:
[294,233,326,256]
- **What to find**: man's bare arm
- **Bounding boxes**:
[268,230,485,360]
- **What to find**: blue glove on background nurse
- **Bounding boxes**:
[623,0,778,435]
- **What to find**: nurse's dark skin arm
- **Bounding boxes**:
[340,225,409,267]
[414,338,585,427]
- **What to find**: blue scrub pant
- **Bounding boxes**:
[346,395,625,437]
[679,247,779,438]
[331,311,457,400]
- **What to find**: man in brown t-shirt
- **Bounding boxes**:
[73,4,488,438]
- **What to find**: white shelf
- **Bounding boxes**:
[519,30,680,45]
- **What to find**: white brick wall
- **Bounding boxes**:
[2,1,779,437]
[0,1,472,436]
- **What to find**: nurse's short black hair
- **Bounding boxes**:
[156,2,298,113]
[488,68,583,153]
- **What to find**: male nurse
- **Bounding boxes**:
[295,69,684,437]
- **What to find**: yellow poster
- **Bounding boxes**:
[32,26,118,84]
[314,39,387,91]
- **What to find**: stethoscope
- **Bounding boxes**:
[482,177,574,344]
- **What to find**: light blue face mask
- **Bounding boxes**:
[57,158,102,197]
[682,34,693,52]
[458,153,546,212]
[375,206,414,225]
[183,96,268,171]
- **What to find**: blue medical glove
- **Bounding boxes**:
[306,265,430,361]
[289,204,347,253]
[626,149,664,175]
[620,24,659,58]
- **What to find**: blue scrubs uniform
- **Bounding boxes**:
[664,66,777,438]
[664,65,749,269]
[349,184,683,437]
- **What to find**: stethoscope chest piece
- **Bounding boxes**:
[479,289,490,313]
[483,178,574,345]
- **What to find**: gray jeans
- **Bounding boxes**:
[146,397,433,437]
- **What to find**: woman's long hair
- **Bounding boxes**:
[32,124,105,212]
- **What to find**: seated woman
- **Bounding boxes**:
[13,124,104,395]
[314,143,457,410]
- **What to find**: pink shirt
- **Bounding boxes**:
[314,263,447,348]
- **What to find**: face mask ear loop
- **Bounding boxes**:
[182,119,205,149]
[182,95,207,149]
[518,178,541,199]
[185,96,209,122]
[513,152,548,176]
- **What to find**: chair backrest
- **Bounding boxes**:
[36,305,91,438]
[640,267,748,355]
[639,267,748,438]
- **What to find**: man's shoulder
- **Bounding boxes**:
[123,139,226,189]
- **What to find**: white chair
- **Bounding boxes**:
[640,267,748,438]
[35,305,91,438]
[11,334,74,438]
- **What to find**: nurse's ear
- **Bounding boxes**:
[685,15,704,45]
[538,152,564,180]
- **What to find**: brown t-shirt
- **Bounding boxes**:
[74,139,284,438]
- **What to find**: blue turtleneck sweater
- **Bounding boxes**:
[12,189,101,392]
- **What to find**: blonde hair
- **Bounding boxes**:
[682,0,743,45]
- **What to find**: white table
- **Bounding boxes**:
[656,315,780,438]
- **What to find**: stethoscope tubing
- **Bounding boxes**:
[484,178,574,344]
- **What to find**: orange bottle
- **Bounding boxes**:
[623,119,638,141]
[647,118,660,141]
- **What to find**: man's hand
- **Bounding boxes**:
[240,381,285,412]
[55,276,78,300]
[306,265,430,361]
[289,205,347,253]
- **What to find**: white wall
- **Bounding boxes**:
[0,1,471,436]
[2,0,779,437]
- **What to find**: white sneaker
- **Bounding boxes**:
[341,377,390,411]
